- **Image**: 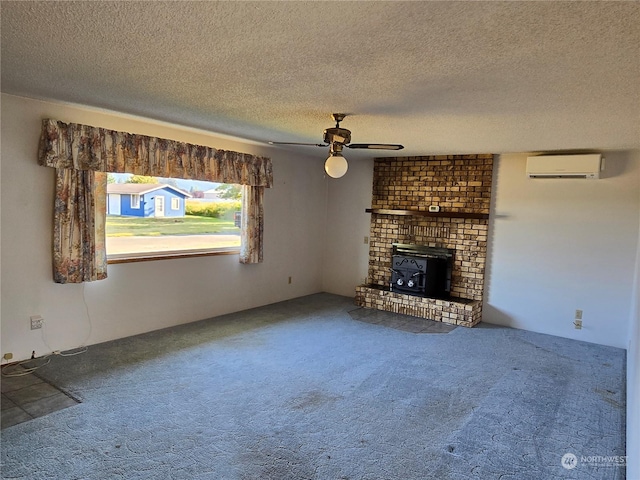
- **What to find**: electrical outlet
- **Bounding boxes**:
[575,309,583,320]
[3,353,13,361]
[364,236,369,244]
[30,315,44,330]
[574,319,583,330]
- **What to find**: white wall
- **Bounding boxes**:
[321,157,374,296]
[627,179,640,480]
[484,152,640,348]
[1,94,328,361]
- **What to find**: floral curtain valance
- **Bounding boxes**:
[38,118,273,187]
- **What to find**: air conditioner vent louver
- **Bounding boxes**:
[526,154,602,179]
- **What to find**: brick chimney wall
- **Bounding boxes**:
[368,154,494,301]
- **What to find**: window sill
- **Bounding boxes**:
[107,247,240,264]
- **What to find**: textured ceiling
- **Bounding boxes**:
[2,1,639,158]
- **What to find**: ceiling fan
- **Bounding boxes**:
[269,113,404,178]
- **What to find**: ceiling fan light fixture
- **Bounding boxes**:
[269,113,404,178]
[325,152,348,178]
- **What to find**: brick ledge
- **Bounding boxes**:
[355,285,482,328]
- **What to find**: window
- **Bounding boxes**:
[106,174,242,262]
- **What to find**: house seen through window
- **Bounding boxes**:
[106,174,242,261]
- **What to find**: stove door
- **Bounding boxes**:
[391,257,426,294]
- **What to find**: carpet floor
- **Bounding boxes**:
[0,293,626,479]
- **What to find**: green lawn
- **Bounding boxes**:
[106,215,240,237]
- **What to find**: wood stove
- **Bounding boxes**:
[390,244,454,298]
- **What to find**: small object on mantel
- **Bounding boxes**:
[428,205,440,213]
[365,208,489,220]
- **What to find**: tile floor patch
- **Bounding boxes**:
[348,307,457,333]
[0,372,43,393]
[21,393,79,418]
[4,382,60,405]
[1,407,32,429]
[1,394,17,410]
[1,367,79,429]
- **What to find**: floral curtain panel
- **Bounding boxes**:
[52,169,108,283]
[39,119,273,283]
[240,186,264,264]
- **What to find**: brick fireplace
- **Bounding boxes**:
[355,154,494,327]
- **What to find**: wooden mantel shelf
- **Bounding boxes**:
[365,208,489,220]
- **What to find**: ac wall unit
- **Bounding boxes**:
[526,154,603,179]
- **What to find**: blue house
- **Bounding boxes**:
[107,183,191,218]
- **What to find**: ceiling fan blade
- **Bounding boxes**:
[346,143,404,150]
[269,141,328,147]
